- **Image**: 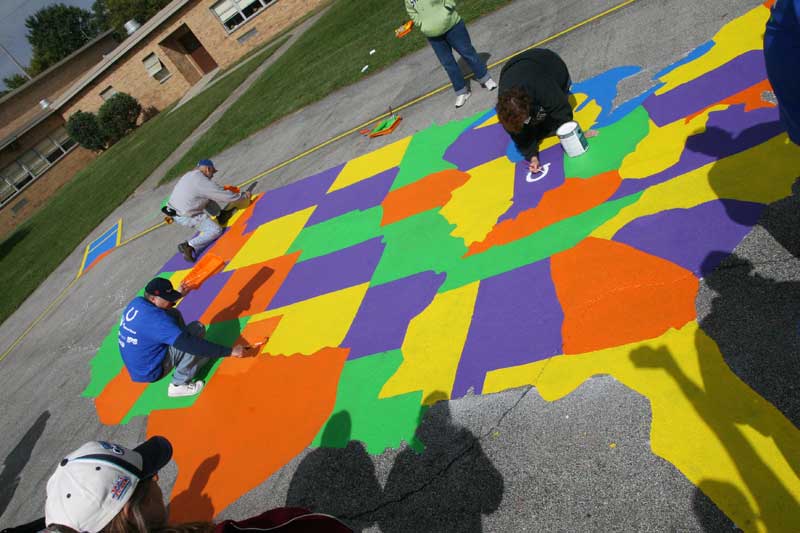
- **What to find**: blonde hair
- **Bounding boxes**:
[47,480,214,533]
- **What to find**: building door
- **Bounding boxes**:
[178,32,218,74]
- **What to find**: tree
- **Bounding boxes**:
[97,92,141,143]
[25,4,102,75]
[66,111,107,151]
[2,73,29,92]
[91,0,112,33]
[103,0,172,37]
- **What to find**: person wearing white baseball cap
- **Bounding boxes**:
[44,436,173,532]
[34,436,353,533]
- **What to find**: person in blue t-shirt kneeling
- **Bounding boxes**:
[118,277,258,398]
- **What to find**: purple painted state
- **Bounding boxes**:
[613,199,764,277]
[307,167,397,226]
[643,50,766,126]
[611,104,783,200]
[497,144,566,223]
[268,238,384,309]
[341,271,445,360]
[244,164,343,234]
[177,270,234,323]
[444,122,512,170]
[451,259,564,398]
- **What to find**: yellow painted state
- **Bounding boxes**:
[477,114,500,129]
[328,136,412,193]
[380,282,480,403]
[619,108,720,179]
[440,157,515,246]
[592,134,800,239]
[225,207,315,271]
[656,5,770,95]
[484,323,800,532]
[248,283,369,356]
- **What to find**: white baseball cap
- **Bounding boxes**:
[44,436,172,532]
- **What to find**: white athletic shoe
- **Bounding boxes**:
[168,381,204,398]
[484,78,497,91]
[455,92,471,108]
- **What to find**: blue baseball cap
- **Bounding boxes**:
[197,159,216,170]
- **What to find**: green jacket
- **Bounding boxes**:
[405,0,461,38]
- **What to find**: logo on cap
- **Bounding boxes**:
[99,441,125,455]
[110,475,132,500]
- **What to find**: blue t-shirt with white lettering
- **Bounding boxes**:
[118,296,183,382]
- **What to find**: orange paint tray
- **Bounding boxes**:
[182,253,225,290]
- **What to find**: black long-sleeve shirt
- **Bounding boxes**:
[498,48,573,159]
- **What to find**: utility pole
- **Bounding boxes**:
[0,42,32,80]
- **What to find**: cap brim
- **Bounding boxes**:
[162,290,182,303]
[134,436,173,477]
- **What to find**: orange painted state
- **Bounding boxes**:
[206,195,260,262]
[94,368,148,425]
[466,171,621,257]
[237,316,282,352]
[685,79,776,123]
[381,169,470,225]
[199,252,300,324]
[148,347,349,523]
[551,238,698,354]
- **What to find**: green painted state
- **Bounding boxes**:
[119,316,250,424]
[289,207,384,262]
[563,106,650,179]
[82,327,125,398]
[440,192,644,292]
[371,209,468,287]
[311,350,424,454]
[391,113,481,191]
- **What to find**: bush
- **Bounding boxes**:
[66,110,106,151]
[98,92,142,143]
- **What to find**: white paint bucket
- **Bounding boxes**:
[557,121,589,157]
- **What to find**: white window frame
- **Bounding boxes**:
[142,53,171,83]
[100,86,118,101]
[211,0,276,33]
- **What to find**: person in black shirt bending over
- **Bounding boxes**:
[496,48,597,174]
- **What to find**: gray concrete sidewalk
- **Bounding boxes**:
[0,0,776,530]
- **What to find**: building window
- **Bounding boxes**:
[211,0,275,32]
[18,150,48,178]
[0,179,15,204]
[52,127,77,152]
[100,86,118,101]
[143,53,171,82]
[1,162,32,190]
[35,137,64,164]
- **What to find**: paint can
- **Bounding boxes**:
[556,121,589,157]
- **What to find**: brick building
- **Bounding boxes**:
[1,0,325,235]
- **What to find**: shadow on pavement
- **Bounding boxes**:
[374,392,504,533]
[169,454,220,522]
[0,411,49,519]
[286,411,382,532]
[286,392,504,532]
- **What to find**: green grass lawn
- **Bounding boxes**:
[0,38,288,326]
[161,0,513,184]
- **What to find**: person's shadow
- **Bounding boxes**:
[375,391,504,532]
[0,411,49,520]
[286,411,381,532]
[168,454,220,522]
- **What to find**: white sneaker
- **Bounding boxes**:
[168,381,204,398]
[484,78,497,91]
[455,92,471,108]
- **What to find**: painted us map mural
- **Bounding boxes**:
[83,3,799,531]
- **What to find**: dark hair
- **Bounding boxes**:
[496,87,531,133]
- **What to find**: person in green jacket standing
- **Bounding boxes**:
[405,0,496,108]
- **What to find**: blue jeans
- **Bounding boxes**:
[427,20,490,95]
[173,212,223,253]
[162,318,209,385]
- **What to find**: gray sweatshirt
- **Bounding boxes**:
[168,169,247,217]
